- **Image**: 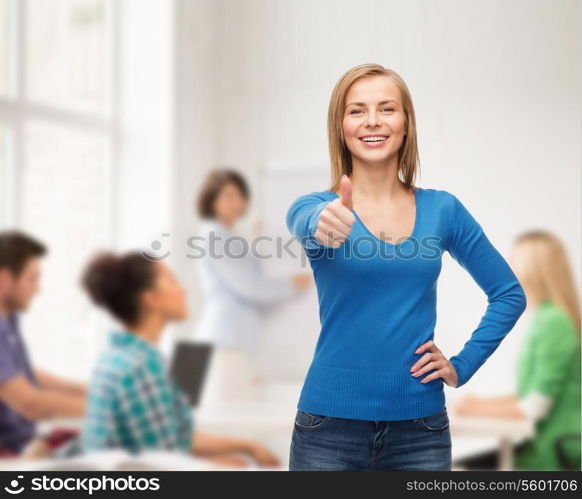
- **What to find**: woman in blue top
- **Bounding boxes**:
[286,64,527,471]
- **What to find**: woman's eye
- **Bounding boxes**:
[349,109,363,115]
[382,107,395,112]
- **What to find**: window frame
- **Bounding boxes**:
[0,0,118,236]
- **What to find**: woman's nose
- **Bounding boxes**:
[366,110,379,127]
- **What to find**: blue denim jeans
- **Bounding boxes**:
[289,407,452,471]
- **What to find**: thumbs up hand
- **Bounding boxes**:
[315,175,356,248]
[339,173,353,211]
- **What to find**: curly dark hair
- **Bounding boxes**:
[82,251,156,324]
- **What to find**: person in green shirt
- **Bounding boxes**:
[454,230,581,470]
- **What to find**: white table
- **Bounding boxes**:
[34,390,535,471]
[449,414,534,470]
[0,449,282,471]
[196,401,535,471]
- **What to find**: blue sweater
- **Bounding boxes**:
[286,186,527,420]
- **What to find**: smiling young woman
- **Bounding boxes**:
[285,64,527,471]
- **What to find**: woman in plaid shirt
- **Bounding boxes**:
[80,251,279,467]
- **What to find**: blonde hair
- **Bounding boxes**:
[327,63,420,192]
[514,230,581,336]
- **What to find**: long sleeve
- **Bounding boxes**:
[526,307,579,399]
[446,193,527,388]
[286,192,332,251]
[517,390,554,422]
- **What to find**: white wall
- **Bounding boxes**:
[174,0,581,393]
[116,0,175,253]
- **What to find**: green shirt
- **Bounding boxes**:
[515,301,581,470]
[82,330,194,454]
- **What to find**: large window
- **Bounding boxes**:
[0,0,115,378]
[25,0,107,115]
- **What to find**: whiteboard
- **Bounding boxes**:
[256,162,331,380]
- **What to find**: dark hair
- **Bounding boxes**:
[0,230,47,276]
[82,251,157,325]
[196,168,250,219]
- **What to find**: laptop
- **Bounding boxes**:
[169,341,214,407]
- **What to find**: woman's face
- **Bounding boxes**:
[342,75,407,166]
[212,182,248,225]
[143,262,188,321]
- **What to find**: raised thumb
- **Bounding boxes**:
[340,174,353,211]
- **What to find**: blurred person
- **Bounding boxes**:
[285,64,527,470]
[0,231,87,458]
[81,251,280,468]
[454,230,581,470]
[194,169,312,405]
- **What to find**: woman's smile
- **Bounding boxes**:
[359,134,390,147]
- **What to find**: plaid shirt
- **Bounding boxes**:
[82,330,193,454]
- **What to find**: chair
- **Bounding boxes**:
[554,434,581,470]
